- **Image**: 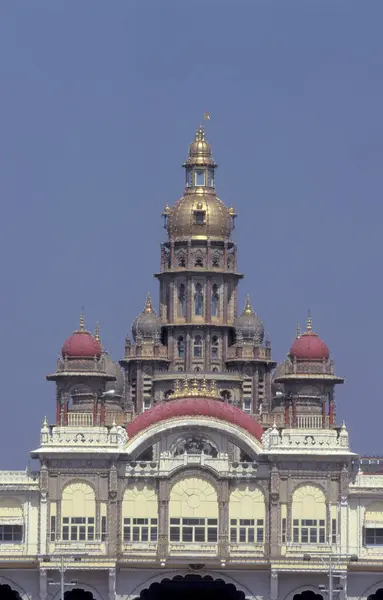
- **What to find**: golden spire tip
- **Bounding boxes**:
[144,293,154,314]
[203,112,211,121]
[94,322,100,342]
[243,294,253,316]
[79,308,85,332]
[297,323,301,338]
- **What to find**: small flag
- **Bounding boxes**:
[203,113,211,121]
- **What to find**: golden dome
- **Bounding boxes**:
[183,125,216,168]
[167,190,232,241]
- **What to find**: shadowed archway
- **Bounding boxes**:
[64,590,94,600]
[139,574,246,600]
[0,584,22,600]
[368,590,383,600]
[293,592,323,600]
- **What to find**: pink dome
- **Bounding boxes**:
[290,332,329,360]
[62,330,102,359]
[127,397,264,440]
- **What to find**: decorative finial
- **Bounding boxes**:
[210,380,218,397]
[203,113,211,121]
[182,376,190,395]
[94,322,101,342]
[297,323,301,338]
[196,125,205,141]
[307,310,312,332]
[42,416,48,427]
[243,295,253,316]
[201,376,208,396]
[144,293,154,314]
[174,380,180,394]
[191,377,199,396]
[79,309,85,332]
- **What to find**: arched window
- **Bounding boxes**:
[292,485,326,544]
[122,484,158,545]
[229,484,265,544]
[212,253,220,267]
[195,256,203,267]
[178,284,186,318]
[178,254,186,268]
[194,283,204,316]
[211,284,219,317]
[169,478,218,544]
[194,335,203,358]
[211,336,219,359]
[61,482,96,542]
[177,336,185,359]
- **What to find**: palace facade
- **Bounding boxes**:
[1,127,383,600]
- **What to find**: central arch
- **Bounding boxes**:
[137,574,246,600]
[65,590,94,600]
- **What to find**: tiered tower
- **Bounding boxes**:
[122,124,275,419]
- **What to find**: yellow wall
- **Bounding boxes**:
[122,484,158,519]
[292,485,326,520]
[229,483,265,522]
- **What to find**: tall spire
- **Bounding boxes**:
[144,293,154,314]
[306,310,312,332]
[297,323,301,338]
[94,322,101,342]
[79,309,85,332]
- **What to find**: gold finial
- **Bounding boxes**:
[144,293,154,314]
[191,377,199,396]
[182,376,190,395]
[307,310,312,332]
[79,309,85,332]
[203,113,211,121]
[210,380,218,397]
[196,125,205,141]
[201,376,208,396]
[228,206,236,216]
[297,323,301,338]
[162,204,171,215]
[94,322,100,342]
[243,295,254,316]
[174,379,180,394]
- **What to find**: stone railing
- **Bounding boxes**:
[262,424,351,454]
[0,470,39,486]
[123,456,258,478]
[67,413,94,427]
[278,359,335,376]
[169,542,217,555]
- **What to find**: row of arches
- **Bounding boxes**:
[178,283,220,318]
[177,252,222,269]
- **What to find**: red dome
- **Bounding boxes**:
[62,330,102,358]
[290,332,329,360]
[127,397,264,441]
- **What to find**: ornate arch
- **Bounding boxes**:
[168,465,221,494]
[127,570,255,600]
[51,582,104,600]
[0,576,30,600]
[357,582,383,600]
[283,585,324,600]
[291,481,327,497]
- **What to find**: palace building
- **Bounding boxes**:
[2,126,383,600]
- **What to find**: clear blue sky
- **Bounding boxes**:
[1,1,382,467]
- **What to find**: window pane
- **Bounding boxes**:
[170,527,180,541]
[230,529,237,543]
[207,528,217,542]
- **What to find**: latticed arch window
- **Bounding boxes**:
[211,284,219,317]
[291,485,326,544]
[194,283,204,316]
[195,255,204,267]
[178,284,186,318]
[212,253,220,268]
[61,482,96,542]
[194,335,203,358]
[178,253,186,268]
[122,485,158,544]
[229,484,265,544]
[211,336,219,359]
[169,478,218,544]
[177,336,185,359]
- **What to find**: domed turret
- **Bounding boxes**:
[289,314,329,360]
[235,296,264,343]
[165,125,235,242]
[61,313,102,359]
[132,294,162,342]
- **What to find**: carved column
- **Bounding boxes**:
[170,241,175,268]
[136,362,143,414]
[108,464,118,557]
[186,331,192,371]
[204,331,210,371]
[158,480,169,561]
[322,398,327,428]
[223,280,228,324]
[169,280,175,322]
[206,277,212,322]
[252,368,259,414]
[186,276,192,322]
[269,465,280,557]
[56,390,62,425]
[39,569,48,600]
[218,481,229,559]
[270,570,278,600]
[108,568,116,600]
[39,464,49,555]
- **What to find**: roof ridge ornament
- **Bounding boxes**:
[168,377,220,400]
[242,294,254,316]
[78,308,86,332]
[144,293,154,314]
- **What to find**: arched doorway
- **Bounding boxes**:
[293,592,323,600]
[0,585,22,600]
[139,574,245,600]
[368,590,383,600]
[65,590,94,600]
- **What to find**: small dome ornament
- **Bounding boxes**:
[234,295,265,344]
[132,293,162,342]
[167,376,221,400]
[61,311,102,359]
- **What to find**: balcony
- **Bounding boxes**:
[229,542,265,558]
[169,542,217,556]
[49,540,106,555]
[67,413,93,427]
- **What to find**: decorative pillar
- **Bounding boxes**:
[186,276,192,322]
[285,401,290,426]
[136,362,143,414]
[329,398,335,426]
[218,481,229,559]
[170,241,175,268]
[322,398,327,428]
[108,569,116,600]
[252,369,259,415]
[204,331,210,371]
[186,331,192,371]
[56,391,62,425]
[93,394,99,425]
[270,570,278,600]
[108,464,118,557]
[292,400,297,427]
[39,569,48,600]
[100,401,106,425]
[270,465,280,557]
[63,393,69,425]
[223,280,228,324]
[158,481,169,561]
[206,276,212,322]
